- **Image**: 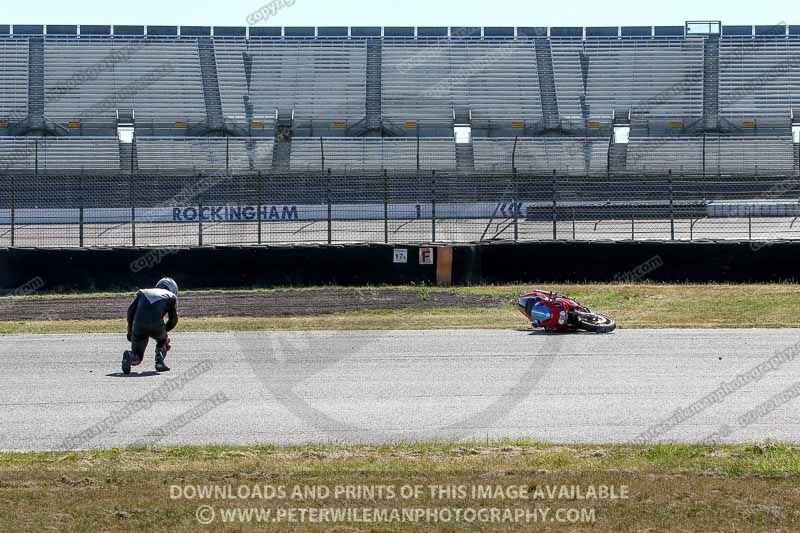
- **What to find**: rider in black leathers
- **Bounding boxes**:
[122,277,179,374]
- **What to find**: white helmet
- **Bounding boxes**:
[156,277,178,295]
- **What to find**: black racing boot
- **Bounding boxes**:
[155,349,170,372]
[122,351,132,375]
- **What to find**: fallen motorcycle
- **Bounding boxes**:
[517,290,617,333]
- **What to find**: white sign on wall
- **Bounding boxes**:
[393,249,408,264]
[419,247,434,265]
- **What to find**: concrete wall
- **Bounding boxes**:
[0,241,796,293]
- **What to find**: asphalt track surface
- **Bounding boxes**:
[1,329,799,451]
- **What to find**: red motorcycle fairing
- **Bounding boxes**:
[517,290,584,332]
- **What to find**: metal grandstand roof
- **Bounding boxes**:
[1,24,799,40]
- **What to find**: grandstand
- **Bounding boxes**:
[0,137,120,171]
[136,137,274,173]
[550,37,705,122]
[381,41,542,127]
[290,137,456,171]
[44,38,206,127]
[0,38,28,122]
[214,40,367,127]
[0,23,800,246]
[473,137,609,174]
[0,23,798,177]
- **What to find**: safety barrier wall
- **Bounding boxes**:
[0,240,797,292]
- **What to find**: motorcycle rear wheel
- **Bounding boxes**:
[574,312,617,333]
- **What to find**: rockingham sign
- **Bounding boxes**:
[2,200,796,225]
[172,205,300,222]
[0,203,523,224]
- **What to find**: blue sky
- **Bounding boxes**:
[2,0,795,27]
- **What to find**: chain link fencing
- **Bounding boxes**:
[1,167,800,247]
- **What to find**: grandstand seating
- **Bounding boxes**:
[290,137,457,171]
[0,137,120,171]
[381,41,542,126]
[550,38,705,121]
[704,135,796,175]
[211,41,249,123]
[0,38,29,121]
[626,135,796,175]
[626,137,704,174]
[213,40,367,124]
[472,137,610,175]
[136,137,273,172]
[549,40,584,121]
[44,38,207,124]
[0,26,798,179]
[719,39,800,119]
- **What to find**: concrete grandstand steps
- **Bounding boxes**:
[116,108,135,124]
[379,118,407,138]
[579,52,590,119]
[197,37,225,130]
[243,95,254,126]
[272,141,292,172]
[276,109,294,127]
[345,118,370,137]
[703,36,720,132]
[119,140,138,172]
[365,40,382,131]
[453,107,471,125]
[349,41,391,137]
[27,37,45,129]
[534,39,560,130]
[608,142,628,174]
[455,143,475,172]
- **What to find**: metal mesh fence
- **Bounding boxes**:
[0,170,799,247]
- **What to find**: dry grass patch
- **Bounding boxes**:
[2,442,800,531]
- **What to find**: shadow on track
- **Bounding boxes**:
[515,328,617,336]
[106,371,162,378]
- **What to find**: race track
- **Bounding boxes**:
[1,329,798,451]
[2,217,800,247]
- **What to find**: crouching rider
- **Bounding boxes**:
[123,277,179,375]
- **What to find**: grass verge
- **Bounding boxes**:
[1,283,800,334]
[2,442,799,531]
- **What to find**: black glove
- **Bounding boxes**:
[126,331,132,342]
